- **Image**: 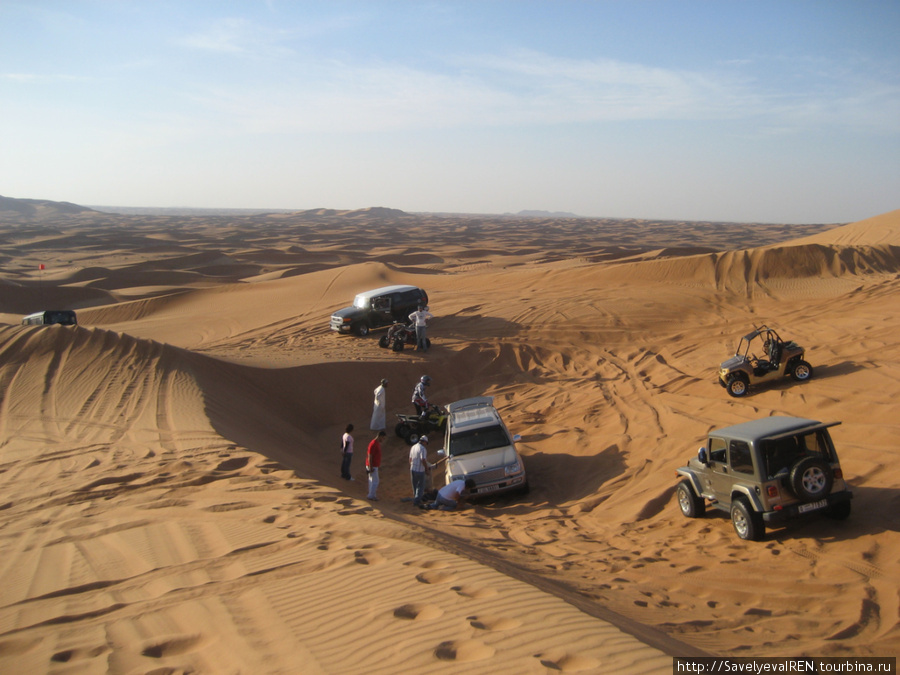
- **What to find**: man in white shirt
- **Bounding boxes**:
[426,478,476,511]
[408,305,434,352]
[408,435,431,506]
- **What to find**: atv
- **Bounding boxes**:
[718,325,813,397]
[394,404,447,445]
[378,322,430,352]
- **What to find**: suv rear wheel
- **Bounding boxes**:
[789,457,833,501]
[676,480,705,518]
[731,497,764,541]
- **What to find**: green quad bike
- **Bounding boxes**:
[717,325,813,397]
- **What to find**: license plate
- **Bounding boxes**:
[799,499,827,513]
[479,484,498,493]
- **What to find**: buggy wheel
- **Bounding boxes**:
[726,375,749,397]
[378,334,390,348]
[731,497,764,541]
[395,422,410,440]
[790,360,813,381]
[407,432,419,446]
[676,480,705,518]
[391,339,404,352]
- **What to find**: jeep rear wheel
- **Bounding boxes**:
[825,500,851,520]
[790,360,813,381]
[731,497,764,541]
[726,375,749,397]
[677,480,705,518]
[789,457,833,501]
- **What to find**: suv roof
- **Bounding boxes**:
[355,284,420,299]
[446,396,499,428]
[710,416,836,443]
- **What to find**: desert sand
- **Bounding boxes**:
[0,200,898,673]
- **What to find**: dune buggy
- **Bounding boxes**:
[718,325,813,397]
[395,404,447,445]
[378,322,430,352]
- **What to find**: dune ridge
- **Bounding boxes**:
[1,204,898,671]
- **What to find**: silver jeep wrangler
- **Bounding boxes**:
[676,416,852,540]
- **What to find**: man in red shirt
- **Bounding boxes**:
[366,430,386,501]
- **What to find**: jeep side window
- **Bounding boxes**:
[708,438,727,463]
[372,296,390,312]
[729,440,754,475]
[797,430,833,460]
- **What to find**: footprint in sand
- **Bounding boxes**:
[415,570,459,584]
[141,634,206,659]
[354,550,386,565]
[406,559,449,570]
[434,639,494,662]
[535,650,601,672]
[51,645,110,662]
[467,614,522,631]
[451,585,497,599]
[393,603,444,621]
[214,456,250,472]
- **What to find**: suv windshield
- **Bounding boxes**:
[449,425,510,457]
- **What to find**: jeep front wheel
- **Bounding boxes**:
[677,480,705,518]
[789,457,833,501]
[731,497,764,541]
[726,375,749,397]
[355,322,370,337]
[790,360,813,381]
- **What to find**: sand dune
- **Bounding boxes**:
[1,204,898,672]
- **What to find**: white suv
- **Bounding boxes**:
[437,397,528,498]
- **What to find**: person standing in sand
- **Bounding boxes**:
[340,424,354,480]
[408,435,431,506]
[408,304,434,352]
[366,430,385,500]
[370,378,388,431]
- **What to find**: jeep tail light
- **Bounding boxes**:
[766,485,779,498]
[833,468,843,479]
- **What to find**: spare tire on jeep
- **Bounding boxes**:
[788,456,833,502]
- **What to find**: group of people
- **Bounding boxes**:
[337,374,474,510]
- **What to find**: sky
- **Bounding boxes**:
[1,1,898,223]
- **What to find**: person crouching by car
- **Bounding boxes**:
[426,478,476,511]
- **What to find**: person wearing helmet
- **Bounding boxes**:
[411,375,431,417]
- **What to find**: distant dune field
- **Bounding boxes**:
[1,202,898,672]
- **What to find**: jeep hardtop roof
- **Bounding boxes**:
[446,396,501,431]
[710,416,840,444]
